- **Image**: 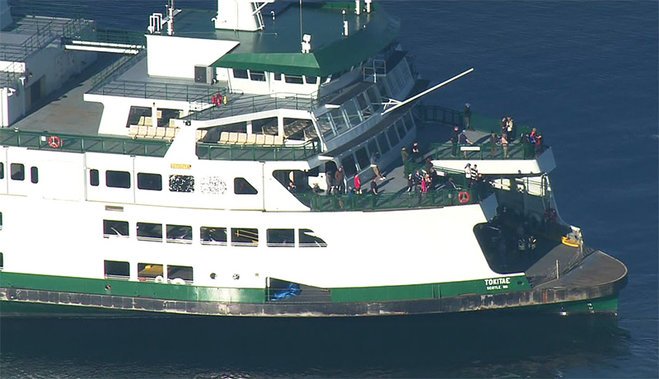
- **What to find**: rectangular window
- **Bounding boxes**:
[103,220,129,237]
[138,263,163,281]
[106,170,131,189]
[274,73,281,81]
[329,109,347,133]
[249,70,266,81]
[104,260,130,279]
[0,162,4,179]
[299,229,327,247]
[377,132,390,153]
[404,113,415,131]
[367,139,379,158]
[137,222,162,242]
[169,175,194,192]
[90,169,100,186]
[355,147,370,170]
[340,155,357,178]
[167,265,193,283]
[231,227,258,247]
[342,99,362,127]
[30,166,38,184]
[267,228,294,247]
[304,76,318,84]
[396,120,407,140]
[0,252,3,270]
[386,125,400,146]
[166,224,192,244]
[233,69,248,79]
[137,173,162,191]
[0,212,2,230]
[284,74,303,84]
[200,226,227,246]
[10,163,24,181]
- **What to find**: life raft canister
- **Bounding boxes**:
[458,191,470,204]
[48,135,61,149]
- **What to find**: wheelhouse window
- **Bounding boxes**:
[376,132,390,153]
[10,163,24,181]
[200,226,227,246]
[299,229,327,247]
[137,222,162,242]
[104,260,129,279]
[234,177,257,195]
[30,166,38,184]
[329,108,347,133]
[249,70,266,81]
[103,220,129,237]
[167,265,193,283]
[386,125,400,146]
[231,227,258,247]
[138,173,162,191]
[233,69,248,79]
[0,162,4,179]
[284,74,303,84]
[166,224,192,244]
[0,212,2,230]
[169,175,194,192]
[304,76,318,84]
[106,170,131,189]
[355,147,370,170]
[90,169,100,186]
[340,155,357,177]
[138,263,163,281]
[267,228,294,247]
[343,99,362,126]
[274,73,282,81]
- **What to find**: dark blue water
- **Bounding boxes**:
[2,1,658,377]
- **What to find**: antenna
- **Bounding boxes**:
[167,0,175,36]
[355,0,360,15]
[342,9,348,37]
[299,0,303,47]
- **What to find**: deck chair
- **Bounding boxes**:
[219,131,230,144]
[129,125,139,138]
[155,127,167,139]
[236,133,248,145]
[255,134,266,145]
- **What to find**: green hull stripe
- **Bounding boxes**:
[0,271,530,304]
[330,275,531,302]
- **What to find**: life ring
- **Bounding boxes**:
[155,275,165,283]
[48,135,61,149]
[561,236,579,248]
[458,191,470,204]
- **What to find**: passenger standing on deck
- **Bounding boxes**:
[458,130,473,158]
[370,152,386,180]
[334,167,345,194]
[464,103,472,130]
[506,117,515,141]
[451,126,460,156]
[411,142,420,162]
[326,169,335,194]
[470,164,479,187]
[370,178,378,195]
[489,132,498,158]
[354,173,362,194]
[464,163,472,185]
[500,117,507,136]
[424,156,433,173]
[401,147,410,175]
[500,133,509,158]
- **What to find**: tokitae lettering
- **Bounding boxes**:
[484,277,511,286]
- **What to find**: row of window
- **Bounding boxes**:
[340,113,415,178]
[317,86,383,141]
[0,163,39,183]
[232,69,320,85]
[103,219,327,248]
[91,169,258,195]
[104,260,193,283]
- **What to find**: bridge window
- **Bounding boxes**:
[138,263,163,281]
[231,227,258,247]
[355,147,370,171]
[267,228,294,247]
[169,175,194,192]
[234,177,257,195]
[168,265,193,283]
[0,212,2,230]
[104,260,129,279]
[305,76,318,84]
[0,162,4,179]
[10,163,24,181]
[299,229,327,247]
[249,70,266,81]
[376,132,390,153]
[233,69,248,79]
[106,170,131,189]
[340,155,357,177]
[386,125,399,146]
[396,119,407,140]
[137,222,162,242]
[0,252,3,270]
[200,226,227,246]
[138,173,162,191]
[90,169,99,186]
[103,220,129,237]
[166,224,192,244]
[274,73,281,81]
[284,74,303,84]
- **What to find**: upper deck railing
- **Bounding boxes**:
[196,139,322,161]
[0,129,170,157]
[430,139,548,161]
[294,188,478,212]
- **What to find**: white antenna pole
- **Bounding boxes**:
[355,0,360,15]
[299,0,303,46]
[382,68,474,115]
[167,0,175,35]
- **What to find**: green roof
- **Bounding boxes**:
[209,2,399,77]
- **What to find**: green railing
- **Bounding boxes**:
[186,93,318,121]
[196,139,322,161]
[293,189,476,212]
[0,129,170,157]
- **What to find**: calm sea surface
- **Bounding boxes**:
[1,1,657,377]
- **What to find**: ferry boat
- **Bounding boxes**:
[0,0,627,317]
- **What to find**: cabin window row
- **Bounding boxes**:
[318,86,383,141]
[0,163,39,183]
[232,69,319,85]
[104,260,193,283]
[90,169,257,195]
[103,220,327,248]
